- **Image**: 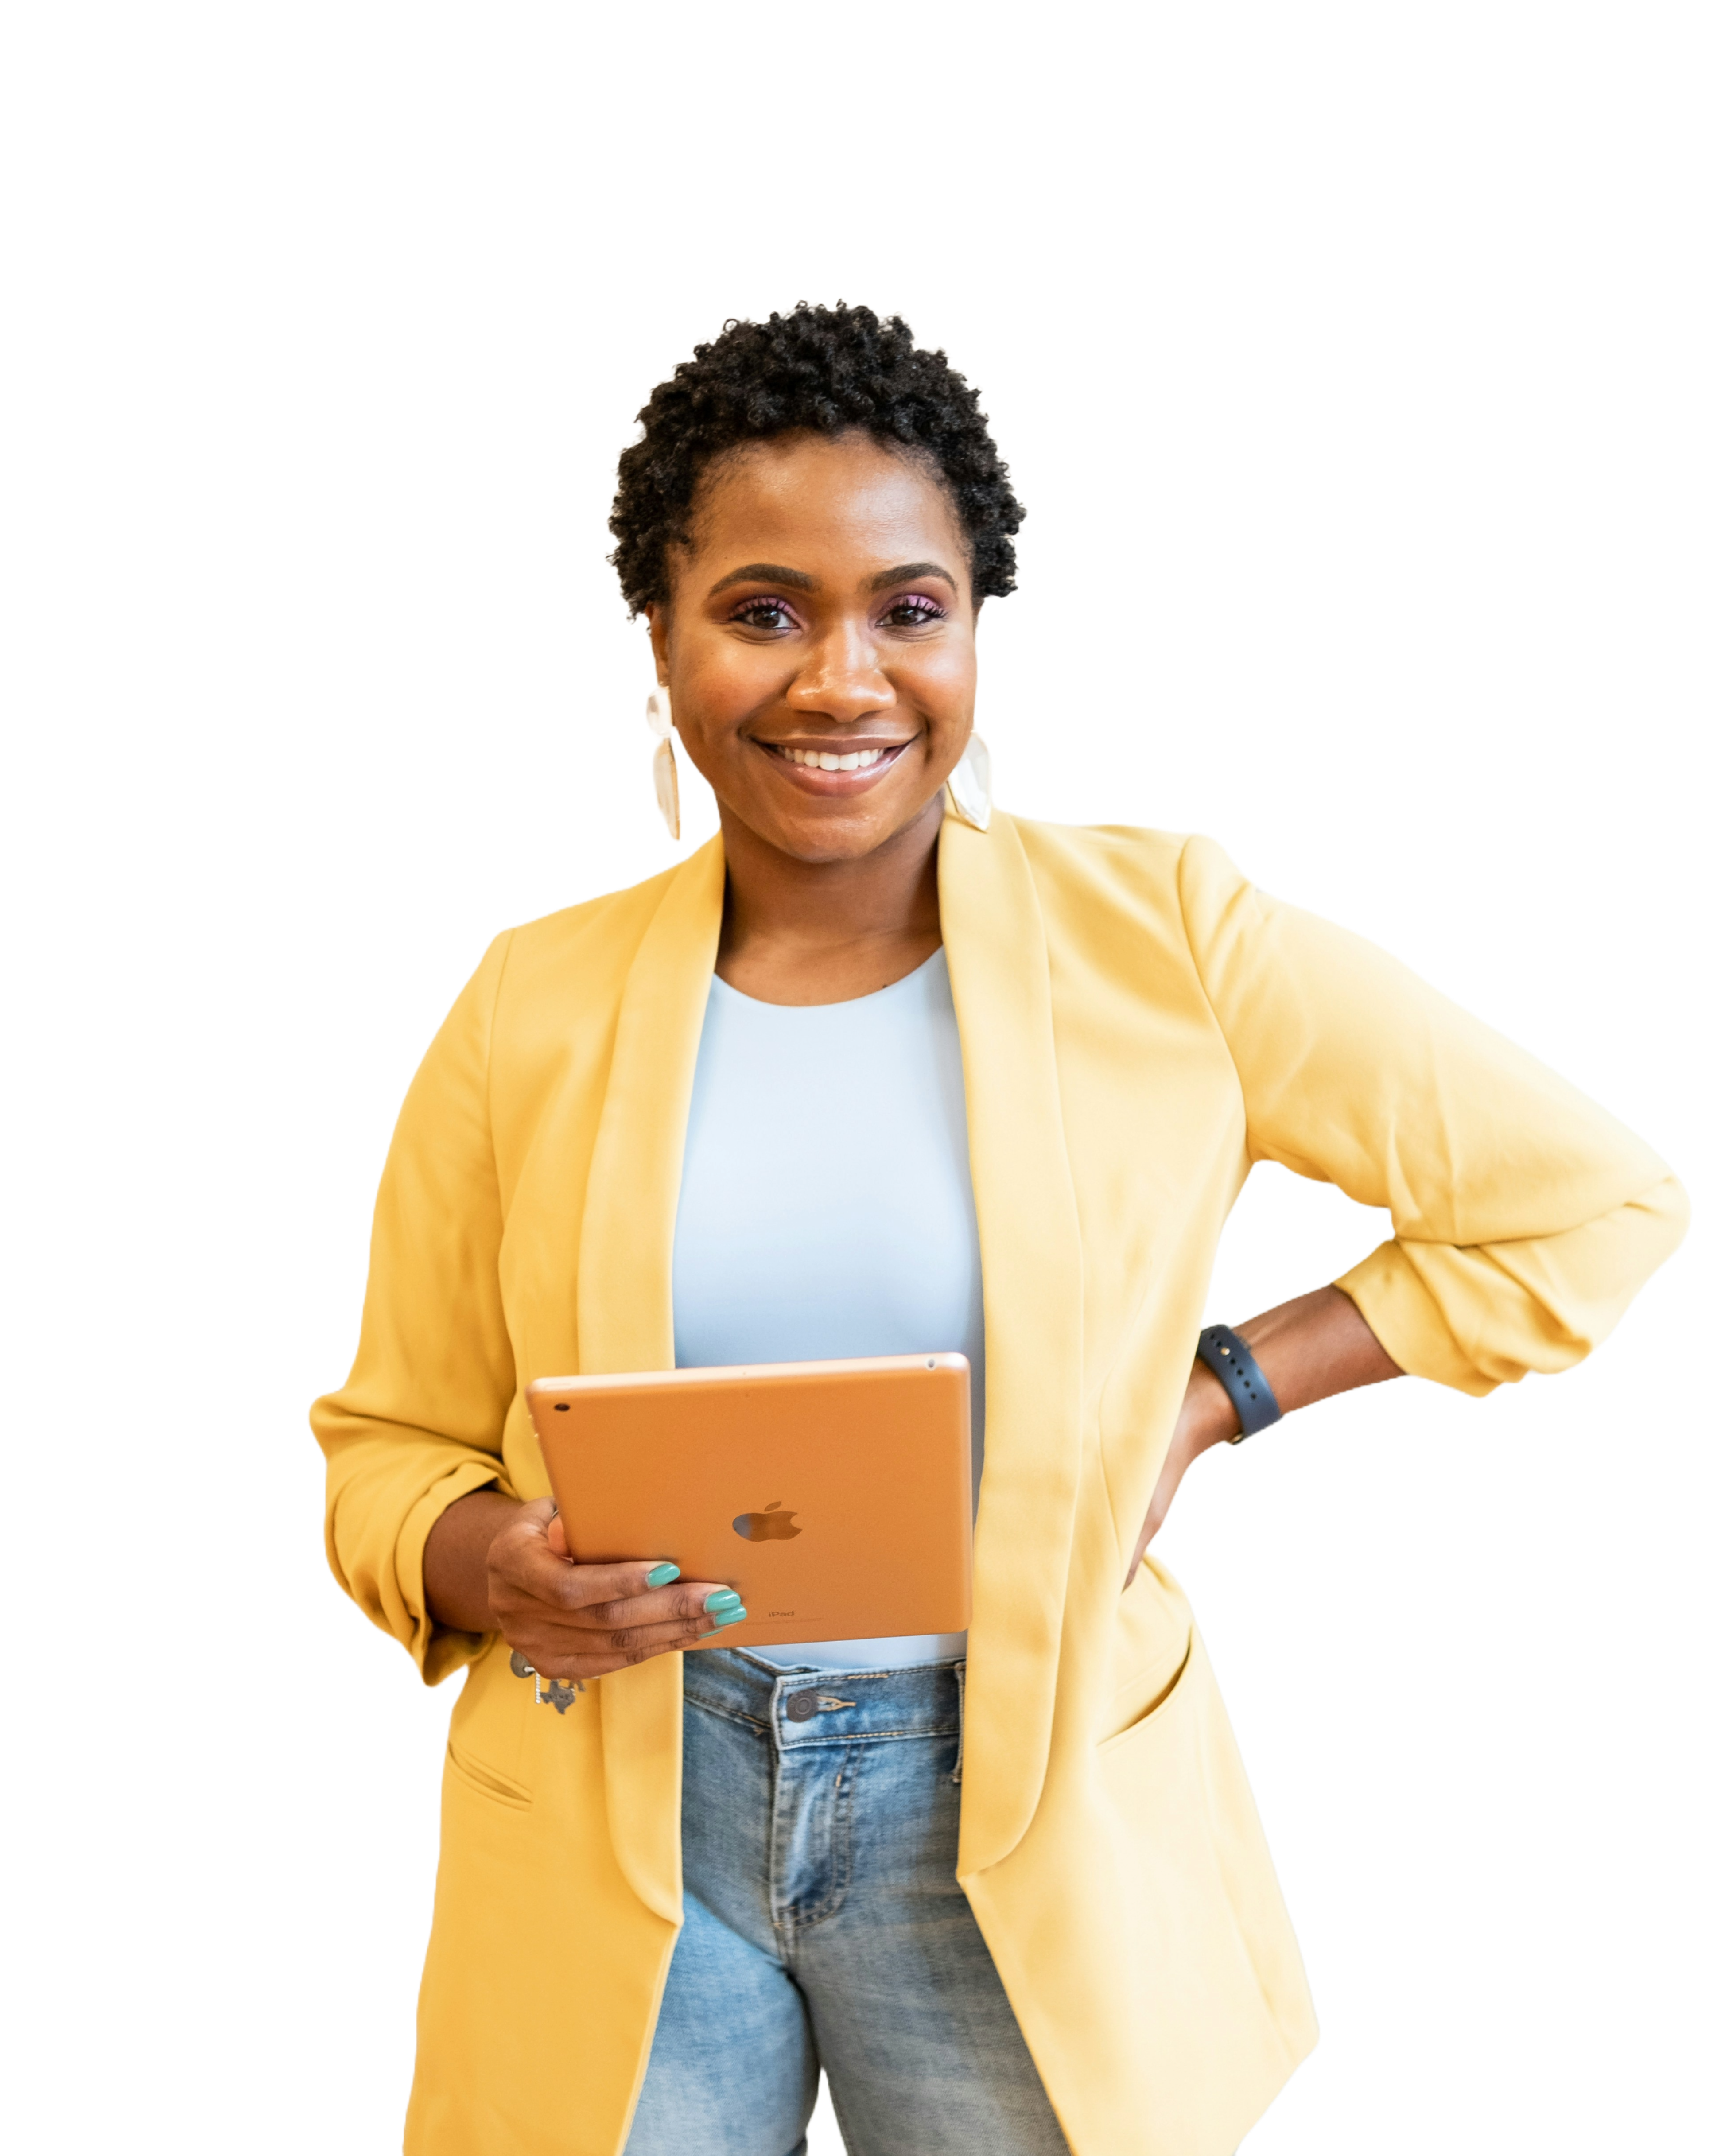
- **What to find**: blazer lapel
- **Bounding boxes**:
[577,834,724,1926]
[939,810,1087,1879]
[571,816,1083,1903]
[576,834,726,1373]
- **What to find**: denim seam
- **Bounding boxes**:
[778,1724,960,1749]
[775,1742,857,1945]
[683,1693,770,1737]
[777,1668,913,1683]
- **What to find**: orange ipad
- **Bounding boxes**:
[526,1354,972,1649]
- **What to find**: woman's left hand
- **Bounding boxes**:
[1123,1360,1237,1587]
[1124,1286,1404,1588]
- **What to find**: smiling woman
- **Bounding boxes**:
[311,303,1686,2156]
[618,305,1020,1006]
[646,429,980,1004]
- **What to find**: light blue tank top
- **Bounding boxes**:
[672,948,984,1669]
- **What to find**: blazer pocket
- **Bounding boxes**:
[1096,1631,1313,2077]
[1098,1627,1193,1755]
[446,1736,532,1812]
[1100,1555,1196,1747]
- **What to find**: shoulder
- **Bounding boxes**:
[506,858,683,959]
[1009,813,1188,878]
[424,860,696,1099]
[486,858,686,1005]
[1004,814,1246,930]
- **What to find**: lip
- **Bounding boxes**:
[750,737,914,795]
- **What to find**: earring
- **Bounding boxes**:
[645,685,680,840]
[946,734,992,832]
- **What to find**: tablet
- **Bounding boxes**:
[526,1354,972,1649]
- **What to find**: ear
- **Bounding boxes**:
[645,603,672,685]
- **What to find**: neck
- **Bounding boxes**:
[714,795,946,1006]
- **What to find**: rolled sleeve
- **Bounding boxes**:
[1177,836,1688,1395]
[311,932,519,1682]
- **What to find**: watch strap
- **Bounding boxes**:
[1195,1324,1282,1443]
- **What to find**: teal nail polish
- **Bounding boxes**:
[704,1588,742,1613]
[711,1605,749,1627]
[645,1563,680,1588]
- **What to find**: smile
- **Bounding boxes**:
[758,741,911,787]
[776,746,897,772]
[773,743,895,772]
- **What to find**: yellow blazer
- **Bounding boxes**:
[314,812,1684,2156]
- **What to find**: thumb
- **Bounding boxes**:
[544,1507,570,1561]
[513,1495,559,1544]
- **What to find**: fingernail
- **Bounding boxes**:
[645,1563,680,1588]
[703,1588,742,1613]
[711,1605,749,1627]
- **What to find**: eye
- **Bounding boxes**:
[728,596,801,633]
[878,594,947,629]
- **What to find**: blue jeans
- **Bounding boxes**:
[624,1649,1071,2156]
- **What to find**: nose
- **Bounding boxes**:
[784,619,893,726]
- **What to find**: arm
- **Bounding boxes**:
[311,937,521,1683]
[1177,835,1686,1393]
[1128,1285,1399,1581]
[1132,840,1688,1566]
[314,940,748,1682]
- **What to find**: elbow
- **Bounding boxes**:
[1446,1171,1690,1384]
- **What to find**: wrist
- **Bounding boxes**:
[424,1485,516,1633]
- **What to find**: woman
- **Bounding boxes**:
[313,304,1686,2156]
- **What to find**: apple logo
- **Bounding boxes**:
[733,1499,801,1542]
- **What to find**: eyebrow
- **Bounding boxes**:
[707,562,817,597]
[705,559,960,599]
[869,561,958,595]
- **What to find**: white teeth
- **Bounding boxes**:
[776,745,888,770]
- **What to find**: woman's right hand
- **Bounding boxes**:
[424,1490,748,1678]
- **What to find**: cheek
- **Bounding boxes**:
[903,642,977,722]
[674,641,777,739]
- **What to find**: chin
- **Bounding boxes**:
[761,793,943,866]
[781,820,907,865]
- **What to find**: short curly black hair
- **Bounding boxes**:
[609,303,1024,616]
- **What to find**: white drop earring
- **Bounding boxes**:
[645,685,680,840]
[945,733,992,832]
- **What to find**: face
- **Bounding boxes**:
[647,431,977,865]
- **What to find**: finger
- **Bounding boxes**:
[512,1553,724,1615]
[506,1582,745,1647]
[546,1511,570,1561]
[514,1608,738,1676]
[569,1580,742,1632]
[490,1524,611,1601]
[492,1495,558,1563]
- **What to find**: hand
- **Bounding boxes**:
[1121,1286,1403,1587]
[425,1491,748,1678]
[1122,1360,1236,1587]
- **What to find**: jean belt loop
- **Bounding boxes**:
[951,1661,967,1785]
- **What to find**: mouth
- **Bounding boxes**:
[754,738,913,792]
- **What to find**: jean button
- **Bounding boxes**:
[785,1689,820,1722]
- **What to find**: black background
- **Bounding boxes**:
[242,252,1699,2156]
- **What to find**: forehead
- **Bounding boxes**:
[686,431,966,574]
